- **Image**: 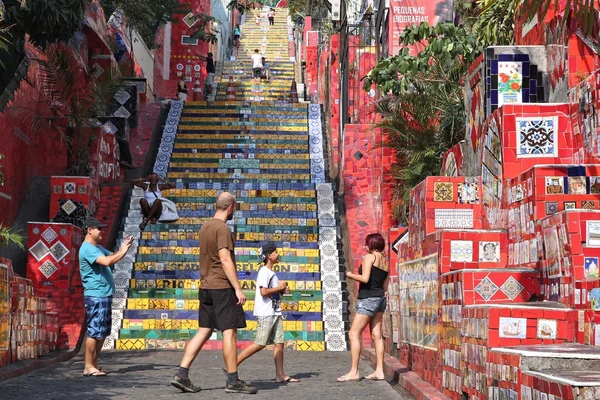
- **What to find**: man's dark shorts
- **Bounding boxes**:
[199,288,247,331]
[253,67,262,78]
[84,296,112,339]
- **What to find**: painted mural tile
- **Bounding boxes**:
[545,202,558,215]
[536,319,557,339]
[500,276,524,300]
[582,200,595,210]
[585,257,599,279]
[434,182,454,202]
[457,181,479,204]
[479,241,500,262]
[474,276,499,301]
[564,201,576,210]
[587,221,600,247]
[568,176,587,194]
[450,240,473,262]
[516,117,557,157]
[498,62,523,105]
[545,177,564,194]
[499,317,527,338]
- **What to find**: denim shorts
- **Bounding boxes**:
[356,296,386,317]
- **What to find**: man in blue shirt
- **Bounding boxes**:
[79,216,133,376]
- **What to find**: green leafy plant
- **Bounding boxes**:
[227,0,261,15]
[0,224,25,250]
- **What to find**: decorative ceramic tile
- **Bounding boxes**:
[53,185,62,194]
[479,241,500,262]
[113,89,131,105]
[516,117,558,157]
[457,181,479,204]
[29,240,50,261]
[60,199,77,215]
[545,177,564,194]
[585,257,599,279]
[568,176,587,194]
[78,185,87,194]
[38,259,58,279]
[49,241,69,262]
[587,221,600,247]
[64,182,76,194]
[500,276,524,300]
[325,332,346,351]
[434,182,454,202]
[499,317,527,338]
[545,202,558,215]
[41,227,58,244]
[564,201,576,210]
[582,200,595,210]
[537,319,557,339]
[450,240,473,262]
[590,177,600,193]
[474,276,499,301]
[434,209,474,229]
[498,62,523,105]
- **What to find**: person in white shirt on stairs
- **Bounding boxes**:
[252,49,263,82]
[235,242,300,383]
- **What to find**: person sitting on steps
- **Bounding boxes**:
[130,173,178,231]
[260,57,271,81]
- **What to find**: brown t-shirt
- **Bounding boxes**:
[200,218,236,289]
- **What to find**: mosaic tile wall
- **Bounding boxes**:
[105,18,349,351]
[392,43,600,397]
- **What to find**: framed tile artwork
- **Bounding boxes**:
[450,240,473,262]
[585,257,599,279]
[457,181,479,204]
[582,200,595,210]
[545,177,564,194]
[545,202,558,215]
[563,201,576,210]
[590,177,600,194]
[516,117,558,157]
[567,176,587,194]
[499,317,527,338]
[536,319,557,339]
[479,241,500,262]
[434,182,454,202]
[587,221,600,247]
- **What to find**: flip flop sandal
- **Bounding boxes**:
[336,376,359,382]
[277,376,299,383]
[364,376,385,381]
[84,371,107,377]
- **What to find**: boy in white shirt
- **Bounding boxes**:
[251,49,263,82]
[236,242,299,383]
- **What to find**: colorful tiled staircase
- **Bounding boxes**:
[103,9,348,352]
[216,9,296,102]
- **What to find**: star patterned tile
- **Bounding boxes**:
[516,117,558,157]
[434,182,454,202]
[474,276,500,301]
[49,241,70,262]
[39,260,58,279]
[41,227,58,244]
[61,199,77,215]
[500,276,524,300]
[64,182,76,194]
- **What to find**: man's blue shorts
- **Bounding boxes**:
[84,296,112,340]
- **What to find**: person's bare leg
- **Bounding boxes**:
[365,313,385,380]
[179,327,214,368]
[93,338,105,370]
[139,198,151,219]
[83,337,104,375]
[237,343,264,366]
[146,199,162,223]
[337,314,371,381]
[222,328,238,373]
[273,343,298,382]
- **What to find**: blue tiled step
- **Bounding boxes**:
[166,167,310,175]
[169,158,312,166]
[180,113,306,120]
[124,310,324,321]
[137,238,319,247]
[178,121,308,128]
[135,255,322,264]
[172,148,309,155]
[129,225,320,233]
[170,155,311,162]
[175,182,320,190]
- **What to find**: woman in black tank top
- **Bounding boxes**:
[337,233,389,382]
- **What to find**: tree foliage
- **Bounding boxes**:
[227,0,261,15]
[3,0,90,49]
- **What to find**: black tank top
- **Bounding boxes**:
[357,264,389,299]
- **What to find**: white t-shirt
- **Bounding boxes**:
[253,266,282,316]
[252,53,263,69]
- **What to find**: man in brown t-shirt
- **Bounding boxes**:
[171,192,257,395]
